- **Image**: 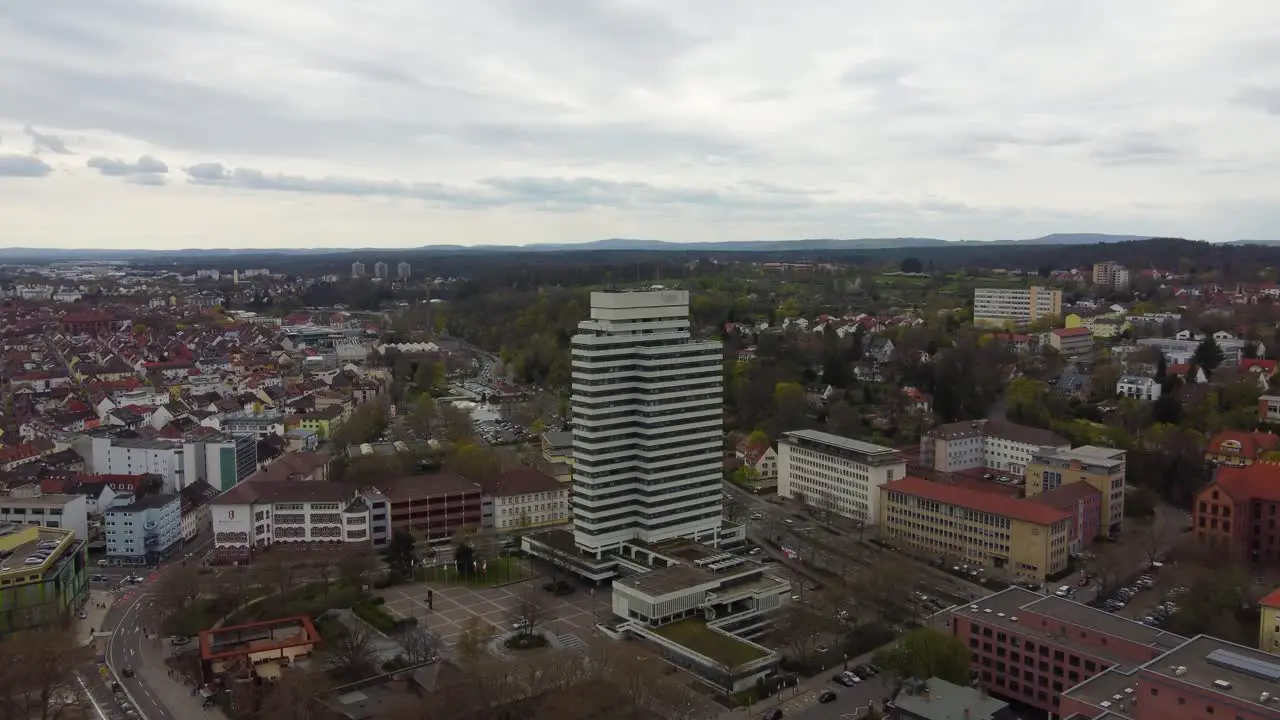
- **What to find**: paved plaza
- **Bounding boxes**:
[379,578,612,648]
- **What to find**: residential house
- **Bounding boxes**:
[735,440,779,481]
[1116,375,1161,401]
[1204,430,1280,468]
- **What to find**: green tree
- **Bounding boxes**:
[1154,354,1168,387]
[1193,337,1225,375]
[383,530,416,583]
[745,430,770,449]
[451,443,503,482]
[413,358,445,392]
[455,542,476,576]
[899,257,923,273]
[872,627,971,685]
[773,381,808,435]
[406,394,436,437]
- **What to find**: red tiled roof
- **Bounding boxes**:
[1206,430,1280,459]
[1051,327,1092,337]
[1261,586,1280,609]
[881,476,1072,525]
[1211,463,1280,504]
[1242,358,1278,374]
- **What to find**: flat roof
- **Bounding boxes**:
[893,677,1009,719]
[0,528,77,579]
[782,429,898,456]
[1141,634,1280,712]
[618,564,715,597]
[109,493,178,513]
[0,493,82,508]
[1020,595,1185,650]
[651,619,768,668]
[200,615,320,660]
[1037,445,1126,467]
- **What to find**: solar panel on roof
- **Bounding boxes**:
[1206,649,1280,682]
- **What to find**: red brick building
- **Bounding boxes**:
[1193,463,1280,564]
[948,587,1280,719]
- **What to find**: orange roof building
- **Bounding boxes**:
[1194,462,1280,564]
[879,476,1073,581]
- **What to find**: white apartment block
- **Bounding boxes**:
[570,290,725,555]
[1116,376,1161,401]
[1092,261,1130,289]
[0,491,90,540]
[484,469,571,532]
[83,435,257,494]
[777,430,906,525]
[973,286,1062,328]
[210,481,392,563]
[1137,337,1248,367]
[919,420,1071,477]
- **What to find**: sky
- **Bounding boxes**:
[2,1,1280,250]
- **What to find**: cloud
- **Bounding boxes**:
[0,154,54,177]
[4,1,1280,247]
[23,125,70,154]
[86,154,169,176]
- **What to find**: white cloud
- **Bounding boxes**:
[2,0,1280,248]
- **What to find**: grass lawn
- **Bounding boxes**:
[653,619,768,668]
[415,557,534,587]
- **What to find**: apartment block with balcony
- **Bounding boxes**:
[105,493,182,565]
[778,430,905,525]
[1026,446,1127,537]
[973,286,1062,329]
[879,477,1072,582]
[1049,327,1095,356]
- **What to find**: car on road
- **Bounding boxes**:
[171,636,192,646]
[120,667,135,678]
[818,690,838,703]
[761,709,784,720]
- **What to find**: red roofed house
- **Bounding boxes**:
[1193,462,1280,563]
[1047,326,1093,356]
[1242,358,1278,379]
[735,438,778,480]
[1204,430,1280,468]
[879,475,1073,581]
[59,311,115,335]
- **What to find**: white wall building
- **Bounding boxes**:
[209,481,391,563]
[0,492,90,540]
[777,430,906,525]
[918,420,1072,477]
[972,286,1062,328]
[570,290,725,555]
[104,494,182,564]
[83,435,256,494]
[1116,376,1162,401]
[481,469,571,532]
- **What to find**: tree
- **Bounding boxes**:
[509,585,552,637]
[454,541,476,576]
[779,606,827,665]
[900,257,924,273]
[405,394,436,438]
[384,530,417,582]
[872,627,971,685]
[439,403,475,443]
[253,551,299,599]
[1155,354,1168,388]
[1138,513,1182,565]
[257,666,332,720]
[396,626,440,664]
[450,443,503,483]
[325,623,379,681]
[338,549,378,589]
[455,616,493,663]
[154,564,205,631]
[0,629,90,720]
[772,381,808,436]
[1193,336,1225,376]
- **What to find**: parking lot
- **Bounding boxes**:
[378,578,612,650]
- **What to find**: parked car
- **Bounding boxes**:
[818,690,838,704]
[832,673,856,687]
[762,709,784,720]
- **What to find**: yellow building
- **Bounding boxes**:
[1026,445,1127,538]
[1260,587,1280,654]
[878,476,1071,582]
[540,430,574,484]
[972,286,1063,329]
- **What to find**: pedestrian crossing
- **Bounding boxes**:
[555,633,587,652]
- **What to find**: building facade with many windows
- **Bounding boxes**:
[0,525,87,632]
[919,420,1070,477]
[569,290,725,555]
[777,430,905,525]
[1026,446,1127,537]
[879,476,1071,581]
[973,286,1063,328]
[104,493,182,564]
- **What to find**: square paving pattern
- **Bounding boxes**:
[379,579,612,648]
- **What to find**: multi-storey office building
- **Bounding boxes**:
[879,476,1072,581]
[973,286,1062,328]
[1092,261,1130,290]
[948,587,1280,720]
[568,290,725,555]
[777,430,905,525]
[919,419,1070,477]
[0,490,90,540]
[0,525,88,632]
[1026,446,1127,537]
[105,493,182,564]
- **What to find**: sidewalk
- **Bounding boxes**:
[139,634,228,719]
[721,649,883,719]
[74,588,115,647]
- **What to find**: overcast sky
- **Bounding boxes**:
[2,0,1280,250]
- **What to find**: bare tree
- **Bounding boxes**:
[509,585,552,637]
[396,626,439,664]
[778,606,826,663]
[337,549,379,589]
[455,616,493,663]
[153,564,205,630]
[257,666,331,720]
[1139,513,1182,565]
[0,629,90,720]
[253,551,299,598]
[324,622,378,681]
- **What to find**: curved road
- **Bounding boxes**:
[105,579,177,720]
